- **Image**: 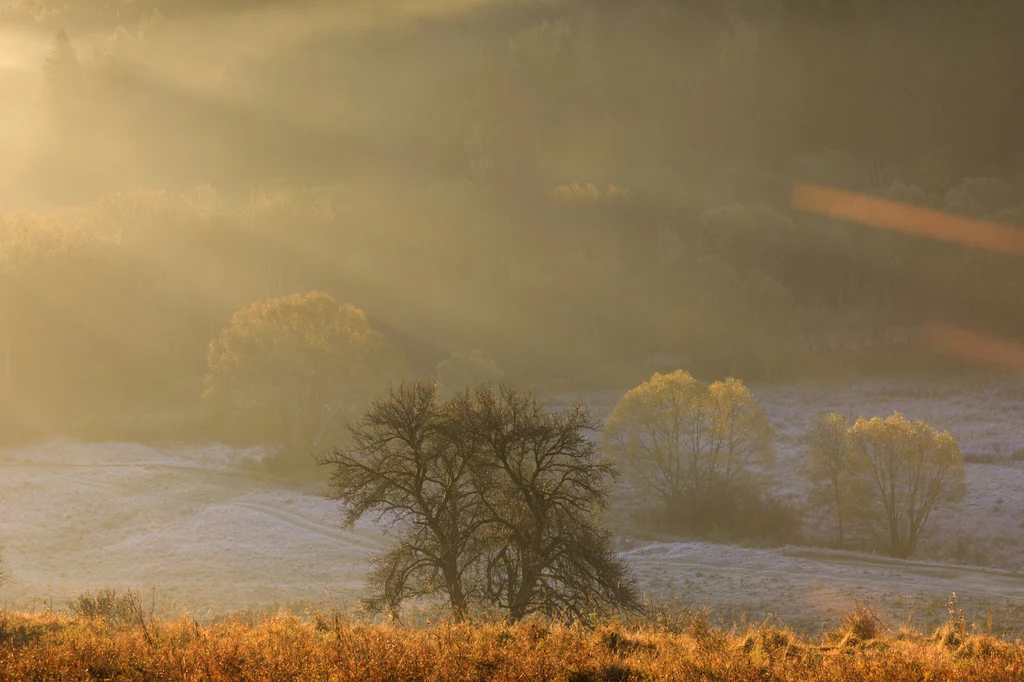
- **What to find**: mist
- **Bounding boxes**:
[1,0,1023,638]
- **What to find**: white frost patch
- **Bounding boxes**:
[0,439,269,468]
[1,375,1022,630]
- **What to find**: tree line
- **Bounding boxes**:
[190,294,968,616]
[0,283,971,618]
[319,369,965,620]
[3,175,1023,444]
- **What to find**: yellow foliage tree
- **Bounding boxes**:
[204,292,402,463]
[847,412,965,559]
[805,413,862,549]
[603,370,772,527]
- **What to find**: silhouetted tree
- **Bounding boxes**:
[318,382,486,619]
[320,382,639,621]
[459,387,638,620]
[44,30,85,109]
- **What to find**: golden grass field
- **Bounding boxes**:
[1,605,1022,681]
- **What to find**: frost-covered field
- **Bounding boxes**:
[0,442,382,616]
[1,374,1022,633]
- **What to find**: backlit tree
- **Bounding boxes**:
[805,413,860,548]
[848,412,965,558]
[603,371,773,531]
[204,292,401,463]
[320,382,639,621]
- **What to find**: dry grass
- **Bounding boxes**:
[1,607,1022,681]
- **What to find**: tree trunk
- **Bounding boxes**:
[444,565,468,622]
[508,566,539,622]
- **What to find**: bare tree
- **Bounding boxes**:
[320,382,639,621]
[458,387,639,621]
[318,382,486,620]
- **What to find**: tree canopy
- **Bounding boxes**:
[204,292,402,463]
[603,371,774,534]
[847,412,965,558]
[805,413,860,548]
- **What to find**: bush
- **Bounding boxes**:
[0,614,59,648]
[840,603,887,642]
[661,481,802,545]
[67,589,144,627]
[720,483,803,545]
[434,350,504,397]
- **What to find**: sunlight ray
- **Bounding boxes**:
[792,183,1024,257]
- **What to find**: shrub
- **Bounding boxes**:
[66,589,143,627]
[656,480,801,545]
[434,350,504,397]
[840,603,887,642]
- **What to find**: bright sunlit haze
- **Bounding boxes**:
[1,1,1023,679]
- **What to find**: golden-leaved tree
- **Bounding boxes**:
[805,413,863,549]
[603,370,773,533]
[847,412,965,559]
[204,292,403,466]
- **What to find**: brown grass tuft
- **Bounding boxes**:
[840,602,888,642]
